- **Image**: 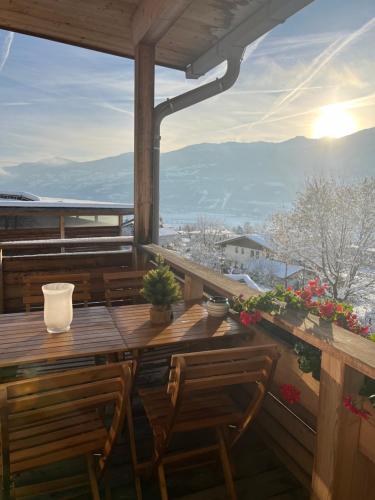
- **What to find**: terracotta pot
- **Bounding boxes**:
[150,305,173,325]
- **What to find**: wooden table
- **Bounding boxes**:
[110,302,249,351]
[0,303,249,370]
[0,306,125,367]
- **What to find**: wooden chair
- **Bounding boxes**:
[23,272,91,312]
[103,270,147,306]
[0,361,133,499]
[136,345,280,500]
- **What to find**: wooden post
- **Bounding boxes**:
[59,215,65,239]
[311,353,364,500]
[59,215,65,253]
[0,249,4,314]
[134,43,155,246]
[184,275,204,302]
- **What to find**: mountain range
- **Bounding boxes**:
[0,127,374,225]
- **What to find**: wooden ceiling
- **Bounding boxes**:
[0,0,312,74]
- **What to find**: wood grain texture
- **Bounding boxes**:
[310,354,364,500]
[0,0,276,71]
[134,43,155,245]
[110,302,249,350]
[142,244,375,380]
[132,0,193,45]
[0,361,133,496]
[0,306,125,367]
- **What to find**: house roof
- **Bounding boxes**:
[0,0,313,77]
[0,192,133,216]
[247,258,303,279]
[218,233,275,251]
[224,273,265,292]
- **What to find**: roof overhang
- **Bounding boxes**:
[0,0,314,77]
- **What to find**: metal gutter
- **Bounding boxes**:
[152,46,244,243]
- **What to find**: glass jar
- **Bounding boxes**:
[42,283,74,333]
[206,296,230,318]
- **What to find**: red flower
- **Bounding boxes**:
[240,310,262,327]
[343,395,370,420]
[319,302,335,319]
[336,304,344,313]
[287,287,293,292]
[240,311,251,326]
[280,384,301,405]
[360,326,370,336]
[307,277,328,297]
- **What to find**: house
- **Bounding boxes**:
[217,233,274,267]
[247,258,307,288]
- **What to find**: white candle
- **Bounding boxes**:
[42,283,74,333]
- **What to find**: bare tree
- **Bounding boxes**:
[269,178,375,302]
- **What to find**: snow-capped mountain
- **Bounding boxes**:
[0,127,374,225]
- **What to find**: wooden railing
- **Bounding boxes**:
[0,236,134,313]
[140,243,375,500]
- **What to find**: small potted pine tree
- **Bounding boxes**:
[141,255,181,325]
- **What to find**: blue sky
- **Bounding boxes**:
[0,0,374,167]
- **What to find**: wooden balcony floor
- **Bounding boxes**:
[13,414,307,500]
[123,393,308,500]
[112,424,308,500]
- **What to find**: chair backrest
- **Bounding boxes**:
[167,345,280,441]
[103,270,147,306]
[0,362,133,483]
[23,272,92,311]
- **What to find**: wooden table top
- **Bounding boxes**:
[0,306,125,368]
[109,302,248,350]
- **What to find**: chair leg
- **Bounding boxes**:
[157,463,169,500]
[103,470,112,500]
[86,455,101,500]
[216,428,237,500]
[126,401,143,500]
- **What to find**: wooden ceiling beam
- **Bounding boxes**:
[132,0,193,46]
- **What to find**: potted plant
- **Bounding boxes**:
[141,255,181,325]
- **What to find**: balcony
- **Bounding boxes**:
[0,235,374,498]
[0,0,373,498]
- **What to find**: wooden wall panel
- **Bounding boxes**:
[2,251,133,312]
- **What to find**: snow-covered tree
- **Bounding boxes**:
[175,216,229,272]
[269,178,375,302]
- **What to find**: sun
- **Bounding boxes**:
[312,104,358,139]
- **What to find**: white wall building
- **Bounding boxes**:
[217,234,274,269]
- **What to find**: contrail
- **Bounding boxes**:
[256,16,375,125]
[0,32,14,72]
[220,91,375,134]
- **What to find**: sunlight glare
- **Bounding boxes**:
[312,104,358,139]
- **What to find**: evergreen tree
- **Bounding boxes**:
[141,255,181,307]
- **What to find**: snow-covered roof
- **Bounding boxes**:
[224,273,264,292]
[247,258,303,279]
[218,233,275,251]
[159,227,178,238]
[0,191,133,214]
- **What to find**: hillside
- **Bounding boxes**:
[1,127,374,225]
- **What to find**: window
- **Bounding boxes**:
[250,250,254,257]
[241,248,244,255]
[235,246,238,254]
[256,251,260,259]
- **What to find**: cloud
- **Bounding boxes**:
[0,32,14,72]
[97,102,134,117]
[257,16,375,124]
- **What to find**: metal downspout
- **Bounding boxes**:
[152,47,245,243]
